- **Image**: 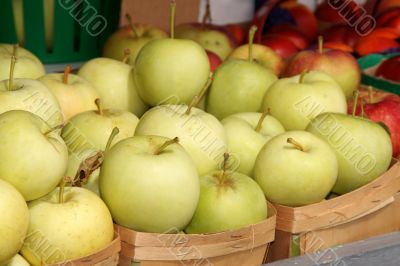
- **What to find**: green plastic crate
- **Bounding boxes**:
[358,53,400,95]
[0,0,121,63]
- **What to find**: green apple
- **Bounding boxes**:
[222,112,285,177]
[61,99,139,153]
[229,44,284,76]
[261,70,347,130]
[39,67,100,121]
[306,112,392,194]
[133,2,210,106]
[254,131,338,206]
[0,179,29,266]
[0,110,68,201]
[185,154,267,234]
[102,16,167,65]
[135,104,227,176]
[5,254,30,266]
[78,57,148,117]
[20,187,114,265]
[99,135,200,233]
[0,53,63,128]
[0,44,45,81]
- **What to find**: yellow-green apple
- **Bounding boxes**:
[99,135,200,233]
[39,66,99,121]
[0,44,45,81]
[78,57,148,117]
[0,179,29,265]
[228,44,284,76]
[262,70,347,130]
[20,186,114,265]
[185,154,267,234]
[102,15,167,65]
[133,3,210,106]
[283,37,361,99]
[0,110,68,201]
[221,112,285,177]
[135,103,227,176]
[254,131,338,206]
[207,26,277,120]
[62,99,139,153]
[5,254,30,266]
[306,112,392,194]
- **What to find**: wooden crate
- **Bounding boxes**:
[267,161,400,262]
[50,234,121,266]
[115,204,276,266]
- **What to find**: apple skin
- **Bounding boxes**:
[207,59,278,120]
[306,113,392,194]
[134,105,227,176]
[261,34,299,59]
[376,55,400,83]
[280,2,318,40]
[322,25,361,49]
[5,254,30,266]
[228,44,284,76]
[39,73,100,121]
[0,110,68,201]
[0,179,29,265]
[175,23,236,60]
[206,50,222,73]
[185,170,267,234]
[102,25,167,65]
[99,135,200,233]
[0,44,45,81]
[221,112,285,177]
[284,48,361,99]
[78,57,148,117]
[262,71,347,130]
[134,38,210,106]
[267,24,309,50]
[20,187,114,265]
[0,78,63,128]
[254,131,338,207]
[62,108,139,152]
[355,36,400,57]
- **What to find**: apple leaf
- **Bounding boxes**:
[377,121,391,137]
[73,151,104,186]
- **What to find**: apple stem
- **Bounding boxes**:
[217,152,230,182]
[125,14,139,38]
[202,0,212,27]
[368,86,373,104]
[59,177,66,204]
[287,138,304,152]
[44,124,64,136]
[255,108,270,132]
[95,98,103,116]
[154,137,179,155]
[63,65,72,84]
[248,25,258,62]
[299,69,308,83]
[105,127,120,152]
[185,73,213,115]
[170,0,176,39]
[122,48,131,64]
[352,90,359,117]
[318,36,323,54]
[8,44,18,91]
[360,99,365,118]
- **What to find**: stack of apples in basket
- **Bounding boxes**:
[1,1,400,265]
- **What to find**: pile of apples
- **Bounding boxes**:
[0,1,399,265]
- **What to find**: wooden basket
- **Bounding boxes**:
[115,203,276,266]
[50,234,121,266]
[267,161,400,262]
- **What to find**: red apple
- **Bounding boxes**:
[355,36,400,56]
[322,25,361,48]
[348,90,400,157]
[225,24,246,45]
[377,8,400,26]
[206,50,222,72]
[376,55,400,83]
[267,24,309,50]
[279,1,318,40]
[323,42,354,53]
[284,38,361,98]
[315,1,347,24]
[261,34,299,59]
[375,0,400,15]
